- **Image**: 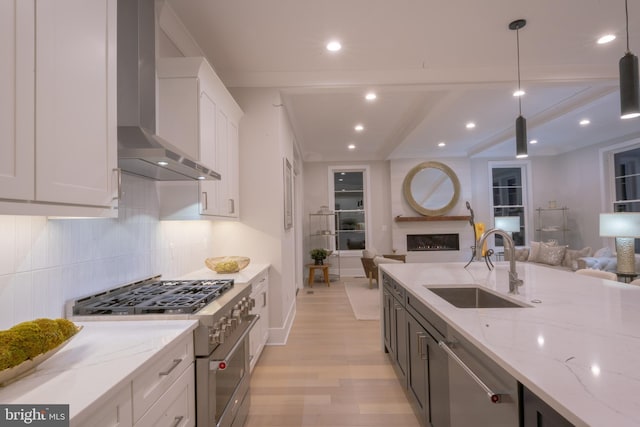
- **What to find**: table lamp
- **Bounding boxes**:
[599,213,640,274]
[495,216,520,234]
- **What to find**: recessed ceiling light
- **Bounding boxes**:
[529,139,538,144]
[341,172,346,175]
[597,34,616,44]
[197,176,205,180]
[348,144,356,150]
[326,40,342,52]
[157,161,169,166]
[580,119,591,126]
[365,92,377,101]
[466,122,476,129]
[513,89,526,97]
[437,142,446,147]
[354,124,364,132]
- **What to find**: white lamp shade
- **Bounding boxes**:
[599,213,640,237]
[495,216,520,233]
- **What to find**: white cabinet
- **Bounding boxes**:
[249,269,269,372]
[132,335,194,423]
[75,334,195,427]
[73,388,133,427]
[0,0,118,217]
[135,365,195,427]
[156,57,242,220]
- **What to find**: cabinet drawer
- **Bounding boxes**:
[73,385,133,427]
[135,363,195,427]
[132,335,194,423]
[382,274,405,303]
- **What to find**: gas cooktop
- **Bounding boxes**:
[72,278,234,315]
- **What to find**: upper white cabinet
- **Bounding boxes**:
[157,57,243,220]
[0,0,118,217]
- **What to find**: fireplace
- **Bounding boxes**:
[407,234,460,251]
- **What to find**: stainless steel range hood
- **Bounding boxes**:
[117,0,220,181]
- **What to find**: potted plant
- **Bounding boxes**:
[310,248,329,265]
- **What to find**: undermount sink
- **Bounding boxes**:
[425,285,530,308]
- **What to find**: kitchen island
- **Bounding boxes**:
[380,261,640,426]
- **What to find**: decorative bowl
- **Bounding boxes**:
[0,325,83,386]
[205,256,250,274]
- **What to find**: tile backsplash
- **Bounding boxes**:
[0,174,215,329]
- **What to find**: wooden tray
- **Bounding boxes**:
[0,325,83,386]
[205,256,250,273]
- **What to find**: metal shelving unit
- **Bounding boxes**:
[535,207,569,244]
[309,212,340,280]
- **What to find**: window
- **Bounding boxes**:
[613,146,640,213]
[612,146,640,251]
[491,166,527,247]
[329,167,369,253]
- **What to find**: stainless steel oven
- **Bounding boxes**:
[69,276,258,427]
[197,314,258,427]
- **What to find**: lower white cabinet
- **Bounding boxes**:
[74,334,195,427]
[132,335,194,423]
[249,269,269,372]
[73,387,133,427]
[135,365,195,427]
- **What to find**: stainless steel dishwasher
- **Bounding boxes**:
[440,329,520,427]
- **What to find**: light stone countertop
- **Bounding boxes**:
[0,320,198,422]
[379,261,640,427]
[179,263,270,284]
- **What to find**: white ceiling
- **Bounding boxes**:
[166,0,640,162]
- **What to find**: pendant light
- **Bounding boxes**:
[620,0,640,119]
[510,19,528,158]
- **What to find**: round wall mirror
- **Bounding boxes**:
[403,161,460,216]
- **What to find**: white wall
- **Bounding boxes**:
[303,160,393,277]
[212,87,298,345]
[0,174,216,329]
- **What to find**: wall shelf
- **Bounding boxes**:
[395,215,471,222]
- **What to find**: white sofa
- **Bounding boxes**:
[576,247,640,273]
[508,242,593,272]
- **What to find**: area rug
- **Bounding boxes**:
[344,277,380,320]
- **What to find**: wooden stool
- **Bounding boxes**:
[307,263,331,287]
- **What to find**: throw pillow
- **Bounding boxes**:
[537,244,567,266]
[505,247,530,262]
[362,249,376,259]
[593,247,614,258]
[528,241,541,262]
[373,256,404,266]
[562,246,593,270]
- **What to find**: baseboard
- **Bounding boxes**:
[266,299,296,346]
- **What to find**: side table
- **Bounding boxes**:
[307,263,331,287]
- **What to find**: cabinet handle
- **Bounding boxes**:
[112,168,122,201]
[159,358,182,376]
[438,341,503,403]
[262,291,267,308]
[202,191,208,210]
[171,415,184,427]
[229,198,235,214]
[417,333,428,360]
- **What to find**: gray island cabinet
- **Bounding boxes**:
[381,269,573,427]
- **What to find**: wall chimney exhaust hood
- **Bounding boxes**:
[117,0,220,181]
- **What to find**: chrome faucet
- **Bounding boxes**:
[477,228,523,294]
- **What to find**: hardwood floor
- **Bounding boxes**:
[245,279,421,427]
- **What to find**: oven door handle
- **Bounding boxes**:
[209,314,259,371]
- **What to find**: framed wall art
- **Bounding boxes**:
[284,157,293,229]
